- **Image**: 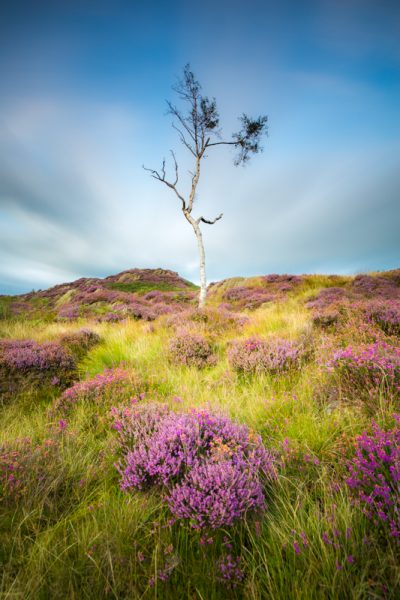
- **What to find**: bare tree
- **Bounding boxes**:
[144,64,268,308]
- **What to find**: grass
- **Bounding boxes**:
[106,281,198,295]
[0,284,399,599]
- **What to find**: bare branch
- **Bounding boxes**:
[199,213,223,225]
[205,140,239,148]
[166,101,196,143]
[171,123,196,156]
[142,160,186,211]
[170,150,178,186]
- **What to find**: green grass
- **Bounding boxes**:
[106,281,198,295]
[0,290,399,599]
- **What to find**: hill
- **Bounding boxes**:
[1,267,399,325]
[0,266,399,598]
[0,268,198,321]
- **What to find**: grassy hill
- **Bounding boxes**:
[0,268,399,598]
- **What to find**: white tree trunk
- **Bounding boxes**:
[193,222,207,308]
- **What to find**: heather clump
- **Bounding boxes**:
[213,274,302,311]
[168,330,217,368]
[228,336,305,374]
[346,417,400,540]
[352,273,400,299]
[327,342,400,408]
[113,403,276,529]
[0,436,62,506]
[223,286,275,310]
[306,287,347,310]
[59,328,101,359]
[311,308,341,329]
[0,339,76,399]
[364,300,400,337]
[53,366,139,413]
[165,306,249,337]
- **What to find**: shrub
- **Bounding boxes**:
[113,404,276,529]
[59,328,101,359]
[0,436,61,505]
[168,330,217,368]
[346,417,400,539]
[165,307,249,337]
[312,309,341,329]
[327,342,400,407]
[53,366,139,413]
[228,337,304,374]
[365,301,400,337]
[223,286,275,310]
[0,339,76,398]
[306,287,347,310]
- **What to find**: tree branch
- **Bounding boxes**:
[205,140,240,148]
[171,123,196,156]
[199,213,223,225]
[143,159,186,210]
[166,101,197,143]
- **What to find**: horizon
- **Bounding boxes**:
[1,0,400,295]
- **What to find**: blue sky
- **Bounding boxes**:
[0,0,399,294]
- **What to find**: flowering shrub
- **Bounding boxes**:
[168,456,266,529]
[327,342,400,406]
[113,404,276,529]
[352,273,400,299]
[165,307,249,337]
[217,553,244,587]
[346,417,400,539]
[0,436,61,503]
[53,366,139,413]
[306,287,347,310]
[228,337,304,374]
[365,301,400,337]
[57,304,81,320]
[0,339,76,398]
[59,328,101,359]
[223,286,275,310]
[208,274,303,311]
[168,330,217,368]
[311,308,340,329]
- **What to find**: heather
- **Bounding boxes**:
[327,341,400,410]
[364,300,400,337]
[168,329,217,368]
[114,403,276,529]
[0,268,399,598]
[228,336,305,374]
[0,338,76,400]
[346,417,400,540]
[52,365,140,413]
[59,328,101,358]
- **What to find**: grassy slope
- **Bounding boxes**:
[0,275,399,599]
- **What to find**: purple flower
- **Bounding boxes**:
[346,417,400,539]
[168,330,217,368]
[114,404,276,529]
[228,337,305,374]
